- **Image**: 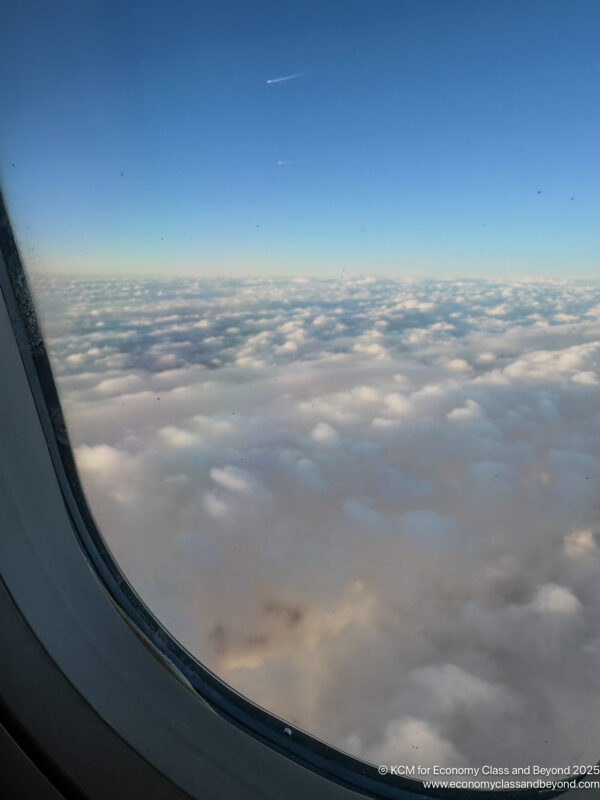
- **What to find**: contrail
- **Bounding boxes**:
[266,72,304,84]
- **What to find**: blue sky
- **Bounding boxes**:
[1,0,599,277]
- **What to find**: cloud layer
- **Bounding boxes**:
[33,274,600,771]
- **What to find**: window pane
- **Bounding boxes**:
[2,0,600,785]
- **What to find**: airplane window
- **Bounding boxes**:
[2,0,600,792]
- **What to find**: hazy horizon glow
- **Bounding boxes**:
[1,0,600,278]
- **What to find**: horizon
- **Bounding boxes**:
[28,269,600,284]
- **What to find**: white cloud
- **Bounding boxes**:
[35,274,600,773]
[95,374,145,395]
[366,717,465,768]
[203,492,229,519]
[210,466,254,494]
[564,529,598,559]
[447,398,482,422]
[383,392,412,416]
[158,425,200,448]
[531,583,581,615]
[410,663,506,714]
[310,421,340,444]
[444,357,471,373]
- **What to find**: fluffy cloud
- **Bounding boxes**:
[210,466,255,494]
[32,273,600,773]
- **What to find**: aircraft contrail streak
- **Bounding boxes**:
[266,72,304,84]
